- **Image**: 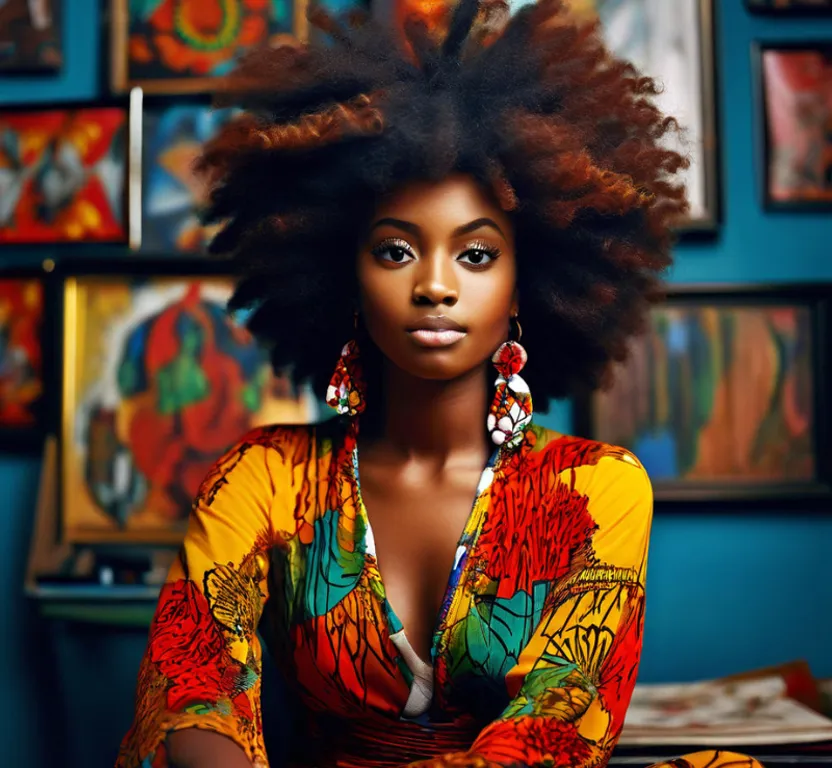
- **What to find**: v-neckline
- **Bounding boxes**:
[350,435,503,669]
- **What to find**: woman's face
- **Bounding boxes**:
[357,174,517,382]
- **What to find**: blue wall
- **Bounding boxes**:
[2,2,831,767]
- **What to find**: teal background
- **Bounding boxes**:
[1,2,831,766]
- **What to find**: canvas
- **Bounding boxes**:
[112,0,302,94]
[0,107,128,244]
[139,104,237,252]
[567,0,718,231]
[61,274,318,544]
[591,302,821,495]
[0,277,43,430]
[0,0,62,73]
[760,45,832,208]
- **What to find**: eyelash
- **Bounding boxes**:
[370,238,502,268]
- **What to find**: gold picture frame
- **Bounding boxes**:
[61,266,318,544]
[110,0,310,95]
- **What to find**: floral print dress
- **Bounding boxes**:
[117,419,763,768]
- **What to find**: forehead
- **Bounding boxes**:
[371,174,511,234]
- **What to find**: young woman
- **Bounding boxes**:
[118,2,762,767]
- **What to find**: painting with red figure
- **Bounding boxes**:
[61,273,318,544]
[111,0,303,94]
[0,278,44,433]
[760,44,832,209]
[0,107,128,244]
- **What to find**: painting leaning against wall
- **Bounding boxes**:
[61,272,318,544]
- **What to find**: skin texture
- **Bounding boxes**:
[356,174,518,664]
[168,174,519,766]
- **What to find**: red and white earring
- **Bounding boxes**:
[326,315,366,416]
[487,316,532,447]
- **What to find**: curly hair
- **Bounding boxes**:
[198,0,689,404]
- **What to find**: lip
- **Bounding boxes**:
[407,316,467,348]
[407,316,466,332]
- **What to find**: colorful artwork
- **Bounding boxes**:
[113,0,301,94]
[761,46,832,207]
[565,0,718,230]
[0,278,43,429]
[62,276,318,543]
[140,105,236,252]
[0,108,128,244]
[593,303,817,487]
[0,0,62,72]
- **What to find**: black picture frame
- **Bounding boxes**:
[0,98,138,246]
[746,0,832,15]
[0,262,58,453]
[753,41,832,212]
[584,0,720,234]
[573,283,832,508]
[0,0,62,74]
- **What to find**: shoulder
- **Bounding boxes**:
[523,423,652,506]
[197,420,342,501]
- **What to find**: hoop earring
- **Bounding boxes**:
[487,315,532,447]
[326,313,366,416]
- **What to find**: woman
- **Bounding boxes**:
[118,2,763,767]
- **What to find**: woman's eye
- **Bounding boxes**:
[372,240,415,265]
[458,247,500,267]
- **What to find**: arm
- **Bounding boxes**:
[117,427,293,768]
[411,454,653,768]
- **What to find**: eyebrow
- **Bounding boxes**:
[369,216,506,239]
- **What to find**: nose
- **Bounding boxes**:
[412,252,459,307]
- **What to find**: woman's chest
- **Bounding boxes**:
[262,451,579,721]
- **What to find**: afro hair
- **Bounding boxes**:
[197,0,689,404]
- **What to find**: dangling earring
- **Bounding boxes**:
[487,315,533,448]
[326,313,366,416]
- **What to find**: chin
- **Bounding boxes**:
[393,350,483,383]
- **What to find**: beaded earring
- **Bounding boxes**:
[487,317,532,447]
[326,315,366,416]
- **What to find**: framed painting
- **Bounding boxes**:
[0,269,49,447]
[0,0,62,73]
[134,98,238,253]
[746,0,832,14]
[110,0,306,95]
[0,104,131,244]
[61,263,319,544]
[575,285,832,505]
[755,43,832,211]
[566,0,720,232]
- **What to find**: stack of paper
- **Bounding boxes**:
[620,676,832,746]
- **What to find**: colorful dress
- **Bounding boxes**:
[118,418,762,768]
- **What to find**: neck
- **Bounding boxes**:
[362,362,492,461]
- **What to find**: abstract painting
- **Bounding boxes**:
[0,107,128,244]
[564,0,719,230]
[139,104,237,252]
[111,0,302,94]
[586,291,831,501]
[62,274,318,543]
[0,0,62,73]
[758,44,832,209]
[0,277,44,431]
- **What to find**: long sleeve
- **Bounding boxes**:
[117,426,294,768]
[410,453,653,768]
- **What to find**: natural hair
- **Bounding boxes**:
[198,0,689,403]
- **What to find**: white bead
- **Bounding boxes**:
[492,430,506,445]
[486,413,496,431]
[497,416,513,433]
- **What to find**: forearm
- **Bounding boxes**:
[167,729,253,768]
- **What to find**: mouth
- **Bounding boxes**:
[407,316,467,348]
